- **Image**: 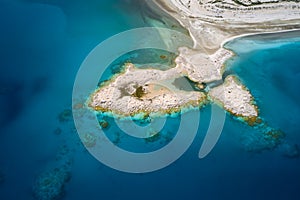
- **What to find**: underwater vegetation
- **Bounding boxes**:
[144,131,161,143]
[144,129,173,144]
[31,105,81,200]
[240,118,299,157]
[32,164,71,200]
[99,119,109,129]
[239,114,286,153]
[241,128,285,152]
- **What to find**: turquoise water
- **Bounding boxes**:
[225,35,300,143]
[0,0,300,200]
[98,48,177,84]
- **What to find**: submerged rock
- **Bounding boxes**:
[241,128,285,153]
[58,109,72,122]
[33,167,71,200]
[144,129,161,143]
[81,133,97,148]
[99,120,109,129]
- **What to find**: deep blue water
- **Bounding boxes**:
[0,1,300,200]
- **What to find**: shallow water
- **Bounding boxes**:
[0,1,300,200]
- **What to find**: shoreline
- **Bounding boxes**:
[221,28,300,48]
[89,0,300,122]
[150,0,300,53]
[83,0,300,159]
[88,63,208,118]
[220,29,300,70]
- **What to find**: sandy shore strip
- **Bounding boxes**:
[150,0,300,51]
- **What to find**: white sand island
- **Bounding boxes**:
[89,63,207,118]
[88,0,300,123]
